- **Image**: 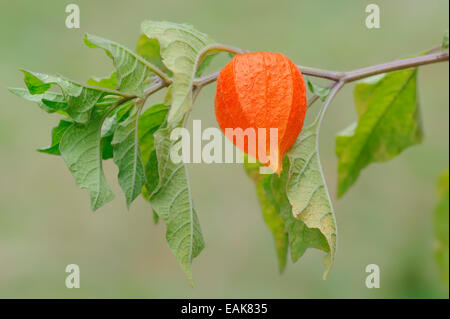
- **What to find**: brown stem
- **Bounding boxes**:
[341,51,449,83]
[193,50,448,91]
[144,47,448,111]
[143,76,168,96]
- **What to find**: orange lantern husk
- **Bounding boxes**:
[215,52,307,174]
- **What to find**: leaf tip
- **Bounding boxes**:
[322,257,333,280]
[19,68,30,78]
[19,68,35,78]
[90,192,115,212]
[83,33,94,47]
[186,272,195,287]
[125,198,133,210]
[84,33,101,49]
[336,177,350,199]
[278,263,286,274]
[36,148,49,154]
[7,87,20,95]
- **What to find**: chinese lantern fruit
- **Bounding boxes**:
[214,51,307,174]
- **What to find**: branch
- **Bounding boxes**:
[341,51,449,83]
[140,59,171,85]
[143,47,448,110]
[144,76,168,96]
[192,50,449,94]
[197,44,249,62]
[298,66,344,81]
[318,81,344,127]
[83,84,137,99]
[193,65,344,88]
[307,82,336,108]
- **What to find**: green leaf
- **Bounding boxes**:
[38,120,73,155]
[153,210,159,224]
[442,30,449,50]
[59,105,116,211]
[336,68,423,197]
[244,157,288,273]
[142,95,190,199]
[138,104,169,202]
[434,169,449,287]
[284,113,337,278]
[149,127,204,284]
[143,149,160,198]
[85,33,160,97]
[100,100,134,160]
[87,72,117,89]
[111,104,147,208]
[101,100,134,137]
[20,70,115,123]
[196,52,218,77]
[8,87,67,114]
[307,80,331,101]
[101,135,114,160]
[141,20,215,124]
[136,34,170,75]
[139,104,170,164]
[12,71,128,160]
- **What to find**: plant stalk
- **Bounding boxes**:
[193,50,448,92]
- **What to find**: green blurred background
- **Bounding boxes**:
[0,0,448,298]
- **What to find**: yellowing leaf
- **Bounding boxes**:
[244,158,288,273]
[285,113,337,279]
